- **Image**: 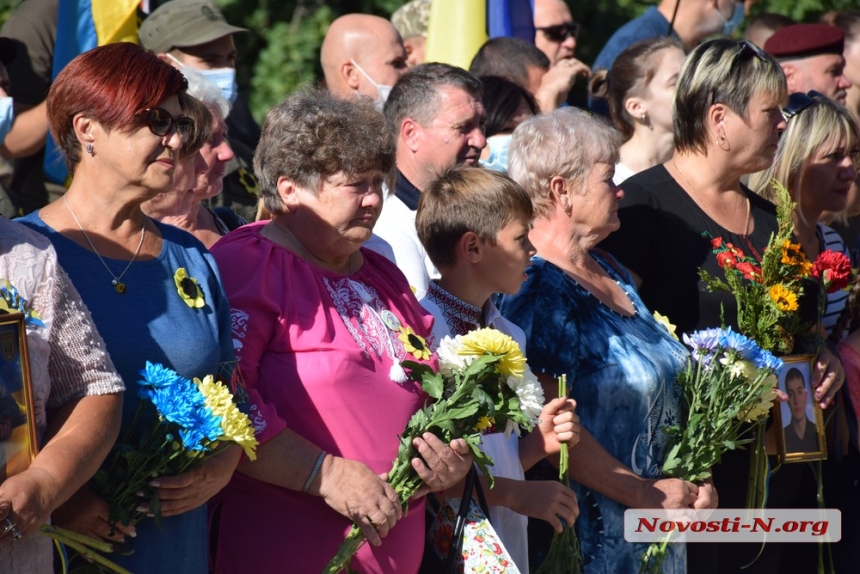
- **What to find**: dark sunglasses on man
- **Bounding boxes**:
[535,21,580,43]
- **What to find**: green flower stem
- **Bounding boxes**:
[40,526,131,574]
[321,460,424,574]
[40,525,115,554]
[745,421,767,509]
[534,375,582,574]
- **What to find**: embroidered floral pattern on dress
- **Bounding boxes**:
[426,281,482,337]
[230,309,250,358]
[324,277,407,364]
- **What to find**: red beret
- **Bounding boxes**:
[764,24,844,59]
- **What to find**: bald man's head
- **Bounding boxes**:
[321,14,408,99]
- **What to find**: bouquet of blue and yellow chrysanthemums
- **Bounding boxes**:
[324,328,545,574]
[641,327,783,574]
[44,362,258,573]
[94,362,258,529]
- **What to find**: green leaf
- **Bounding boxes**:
[420,372,445,400]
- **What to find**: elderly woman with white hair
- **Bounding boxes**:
[496,107,713,573]
[143,67,244,247]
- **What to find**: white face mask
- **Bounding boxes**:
[165,53,238,104]
[350,60,393,111]
[480,134,512,173]
[198,67,238,104]
[0,97,14,142]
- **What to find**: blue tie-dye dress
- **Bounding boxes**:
[497,253,689,573]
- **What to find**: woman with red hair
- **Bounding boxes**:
[19,42,237,573]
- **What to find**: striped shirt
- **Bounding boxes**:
[820,223,849,341]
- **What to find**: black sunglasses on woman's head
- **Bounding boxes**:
[731,40,767,67]
[781,91,827,123]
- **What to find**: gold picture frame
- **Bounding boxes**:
[0,312,37,482]
[773,354,827,463]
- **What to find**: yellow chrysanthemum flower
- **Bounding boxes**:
[174,268,205,309]
[769,284,798,312]
[474,416,494,432]
[195,375,259,460]
[652,311,679,341]
[398,326,431,360]
[458,328,526,377]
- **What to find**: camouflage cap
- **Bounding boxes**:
[391,0,430,40]
[139,0,248,54]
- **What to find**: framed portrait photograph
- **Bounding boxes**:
[774,354,826,463]
[0,312,37,482]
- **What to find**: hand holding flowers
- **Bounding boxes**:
[323,328,546,573]
[641,328,782,573]
[519,396,580,471]
[47,362,258,573]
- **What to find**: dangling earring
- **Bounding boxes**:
[85,143,95,157]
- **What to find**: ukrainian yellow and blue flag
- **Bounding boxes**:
[45,0,139,184]
[424,0,536,70]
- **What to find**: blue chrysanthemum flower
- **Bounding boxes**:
[150,383,203,429]
[178,405,223,451]
[754,348,784,372]
[139,362,185,390]
[683,328,725,358]
[722,328,760,361]
[136,362,225,451]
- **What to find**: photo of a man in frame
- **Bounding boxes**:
[782,367,818,453]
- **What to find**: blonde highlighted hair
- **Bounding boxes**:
[749,97,859,211]
[674,38,787,155]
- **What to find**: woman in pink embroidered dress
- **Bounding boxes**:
[210,89,472,573]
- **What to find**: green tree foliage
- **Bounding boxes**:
[0,0,854,122]
[0,0,23,24]
[216,0,404,122]
[752,0,859,23]
[221,0,860,122]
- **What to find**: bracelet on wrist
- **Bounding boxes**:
[302,450,327,493]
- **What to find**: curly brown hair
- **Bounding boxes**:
[255,88,395,215]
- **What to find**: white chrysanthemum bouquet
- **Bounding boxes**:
[324,328,545,573]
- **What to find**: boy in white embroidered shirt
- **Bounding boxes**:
[415,165,580,571]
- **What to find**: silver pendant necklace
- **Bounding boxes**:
[63,196,146,294]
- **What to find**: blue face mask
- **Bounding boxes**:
[721,2,745,36]
[0,98,14,142]
[198,67,238,104]
[480,134,512,173]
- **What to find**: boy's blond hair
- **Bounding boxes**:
[416,166,533,268]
